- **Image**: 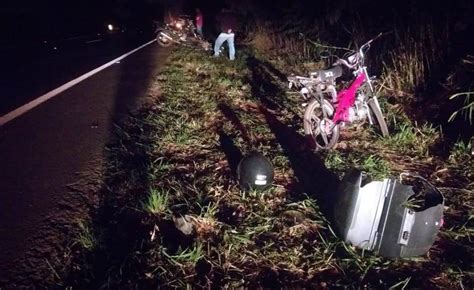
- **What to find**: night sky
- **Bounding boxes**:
[0,0,167,45]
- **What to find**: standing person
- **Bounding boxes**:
[213,9,238,60]
[195,8,204,38]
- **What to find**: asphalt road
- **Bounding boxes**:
[1,30,156,115]
[0,34,169,280]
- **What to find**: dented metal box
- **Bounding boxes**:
[333,170,444,258]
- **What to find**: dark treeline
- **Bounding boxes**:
[2,0,472,43]
[227,0,473,43]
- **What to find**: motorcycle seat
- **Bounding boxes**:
[309,65,343,83]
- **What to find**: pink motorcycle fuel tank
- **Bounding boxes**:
[333,169,444,258]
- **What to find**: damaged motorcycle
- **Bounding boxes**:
[154,16,211,51]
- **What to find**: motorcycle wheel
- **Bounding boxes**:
[303,98,340,150]
[367,97,389,137]
[156,31,173,47]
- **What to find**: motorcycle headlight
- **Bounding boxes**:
[175,22,183,29]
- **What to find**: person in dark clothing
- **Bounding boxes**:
[213,10,238,60]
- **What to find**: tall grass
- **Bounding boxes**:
[448,92,474,124]
[446,55,474,125]
[246,10,450,102]
[382,39,426,95]
[381,24,447,96]
[248,20,330,68]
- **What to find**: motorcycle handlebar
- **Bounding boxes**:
[334,58,356,69]
[337,32,386,69]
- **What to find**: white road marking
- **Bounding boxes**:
[0,39,156,127]
[85,39,103,44]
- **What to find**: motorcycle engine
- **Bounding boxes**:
[299,87,310,100]
[347,100,368,123]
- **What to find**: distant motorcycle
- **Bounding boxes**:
[154,16,210,51]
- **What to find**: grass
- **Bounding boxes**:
[142,187,170,216]
[325,151,391,180]
[75,221,96,251]
[66,30,472,289]
[447,56,474,125]
[378,21,447,98]
[163,243,204,266]
[380,117,441,157]
[449,92,474,124]
[448,140,472,164]
[381,37,427,96]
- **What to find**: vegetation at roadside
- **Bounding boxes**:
[1,1,472,289]
[74,221,98,251]
[59,1,472,288]
[63,40,472,288]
